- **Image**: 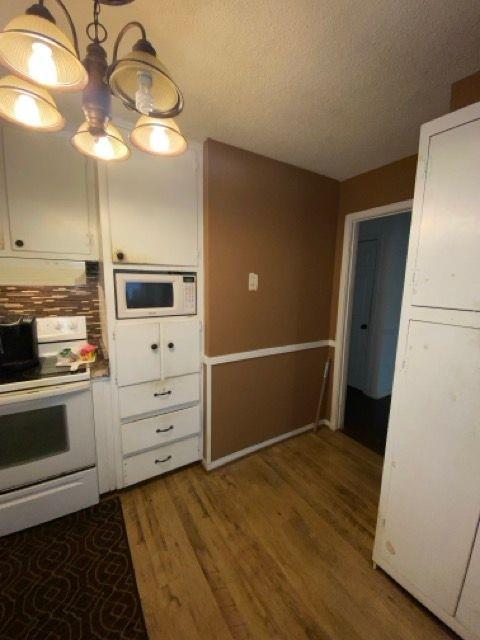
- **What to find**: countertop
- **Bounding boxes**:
[90,356,110,380]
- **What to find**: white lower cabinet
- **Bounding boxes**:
[122,405,200,455]
[119,373,199,420]
[457,532,480,637]
[123,436,200,486]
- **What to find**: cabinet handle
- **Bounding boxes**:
[154,390,172,397]
[167,342,175,349]
[116,251,125,260]
[151,343,158,350]
[155,455,172,464]
[15,239,24,247]
[156,425,174,433]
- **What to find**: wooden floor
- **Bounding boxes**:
[121,430,457,640]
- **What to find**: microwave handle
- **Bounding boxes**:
[0,381,91,407]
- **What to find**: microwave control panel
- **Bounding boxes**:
[183,275,197,314]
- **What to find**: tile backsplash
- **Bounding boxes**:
[0,262,101,346]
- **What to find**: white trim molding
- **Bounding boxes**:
[331,199,413,432]
[204,339,334,366]
[203,420,330,471]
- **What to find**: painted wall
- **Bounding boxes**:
[205,139,339,356]
[204,139,339,460]
[450,70,480,112]
[348,213,411,399]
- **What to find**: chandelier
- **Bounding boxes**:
[0,0,187,161]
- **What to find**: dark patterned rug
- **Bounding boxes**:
[0,497,148,640]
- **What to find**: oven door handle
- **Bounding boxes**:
[0,381,91,406]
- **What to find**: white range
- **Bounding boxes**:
[0,316,99,537]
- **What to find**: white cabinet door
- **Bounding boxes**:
[116,323,161,386]
[2,127,94,256]
[412,118,480,311]
[378,320,480,615]
[161,319,200,378]
[106,145,198,266]
[457,529,480,638]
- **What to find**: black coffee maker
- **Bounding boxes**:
[0,317,39,375]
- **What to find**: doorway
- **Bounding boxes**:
[331,201,412,455]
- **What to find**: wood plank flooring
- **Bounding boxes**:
[121,430,458,640]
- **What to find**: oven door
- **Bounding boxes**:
[115,271,184,319]
[0,381,95,492]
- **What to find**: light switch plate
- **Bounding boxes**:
[248,272,259,291]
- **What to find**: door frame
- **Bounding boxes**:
[330,199,413,431]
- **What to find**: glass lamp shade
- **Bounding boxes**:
[0,75,65,131]
[130,116,187,156]
[109,49,183,118]
[71,122,130,162]
[0,13,87,92]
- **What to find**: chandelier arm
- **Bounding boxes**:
[112,21,147,64]
[41,0,81,57]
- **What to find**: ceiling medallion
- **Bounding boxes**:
[0,0,186,160]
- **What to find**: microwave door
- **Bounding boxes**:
[117,273,184,318]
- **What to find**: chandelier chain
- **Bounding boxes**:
[86,0,108,44]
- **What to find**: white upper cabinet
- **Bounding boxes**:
[0,126,98,259]
[412,118,480,311]
[106,145,199,266]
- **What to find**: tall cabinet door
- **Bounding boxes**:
[161,319,200,379]
[106,144,199,266]
[412,118,480,311]
[379,320,480,615]
[374,103,480,638]
[457,531,480,636]
[116,323,161,387]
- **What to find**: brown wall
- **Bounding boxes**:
[204,139,339,460]
[206,69,480,462]
[204,139,339,356]
[450,70,480,112]
[211,348,329,459]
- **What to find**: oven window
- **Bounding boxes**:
[125,282,174,309]
[0,406,69,469]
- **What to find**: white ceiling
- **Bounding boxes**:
[1,0,480,180]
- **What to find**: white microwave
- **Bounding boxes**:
[115,270,197,319]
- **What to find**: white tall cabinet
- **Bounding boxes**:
[98,136,203,490]
[374,103,480,640]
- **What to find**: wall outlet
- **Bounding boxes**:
[248,272,259,291]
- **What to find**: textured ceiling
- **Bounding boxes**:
[1,0,480,179]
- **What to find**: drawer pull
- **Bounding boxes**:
[155,455,172,464]
[156,425,174,433]
[154,391,172,397]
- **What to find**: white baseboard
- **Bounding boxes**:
[203,419,330,471]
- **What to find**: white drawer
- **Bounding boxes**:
[123,436,200,486]
[119,374,199,420]
[122,405,201,455]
